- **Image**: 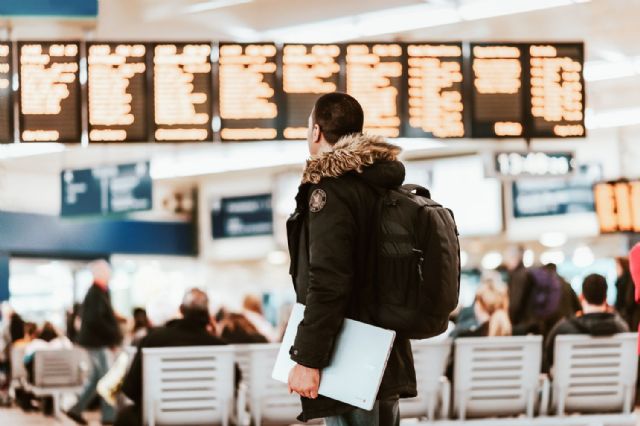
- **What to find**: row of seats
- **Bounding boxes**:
[11,333,639,426]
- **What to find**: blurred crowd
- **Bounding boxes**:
[0,248,638,423]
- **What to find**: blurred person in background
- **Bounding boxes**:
[115,288,227,426]
[544,273,628,373]
[545,263,581,320]
[630,244,640,354]
[242,294,279,342]
[20,322,72,414]
[13,322,37,348]
[66,303,82,344]
[614,257,640,330]
[220,312,269,344]
[504,246,534,334]
[452,271,512,338]
[131,307,151,344]
[65,260,122,425]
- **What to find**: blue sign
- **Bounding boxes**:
[512,163,601,218]
[0,0,98,18]
[211,194,273,239]
[61,162,152,217]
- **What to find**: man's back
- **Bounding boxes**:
[544,312,629,372]
[121,317,226,404]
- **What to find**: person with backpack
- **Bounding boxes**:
[543,273,628,373]
[286,92,460,425]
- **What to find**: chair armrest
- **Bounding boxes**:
[235,381,250,426]
[538,373,550,416]
[439,376,451,419]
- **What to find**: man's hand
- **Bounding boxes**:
[288,364,320,399]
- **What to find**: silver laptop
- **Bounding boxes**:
[272,303,396,410]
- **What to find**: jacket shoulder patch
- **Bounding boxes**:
[309,189,327,213]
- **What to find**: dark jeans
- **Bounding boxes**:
[325,398,400,426]
[115,404,141,426]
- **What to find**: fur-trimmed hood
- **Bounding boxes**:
[302,133,404,186]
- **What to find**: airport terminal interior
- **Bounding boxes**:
[1,0,640,424]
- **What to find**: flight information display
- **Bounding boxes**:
[405,43,465,138]
[282,44,341,140]
[19,42,81,142]
[346,43,403,138]
[87,43,148,142]
[0,43,12,143]
[219,43,278,141]
[153,43,212,142]
[528,43,585,138]
[470,43,525,138]
[594,180,640,233]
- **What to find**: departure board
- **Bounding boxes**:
[19,42,81,142]
[0,43,12,143]
[405,43,464,138]
[528,43,585,138]
[154,43,212,142]
[219,43,278,141]
[594,181,640,233]
[282,44,341,140]
[87,43,148,142]
[470,43,525,138]
[346,43,403,138]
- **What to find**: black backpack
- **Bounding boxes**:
[369,184,460,339]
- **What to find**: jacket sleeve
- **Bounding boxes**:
[290,180,356,369]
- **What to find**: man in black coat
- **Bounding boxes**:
[286,93,415,425]
[115,288,226,426]
[66,260,122,425]
[544,273,629,373]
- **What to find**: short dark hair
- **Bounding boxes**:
[582,273,608,305]
[312,92,364,144]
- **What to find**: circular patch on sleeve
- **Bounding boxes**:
[309,189,327,213]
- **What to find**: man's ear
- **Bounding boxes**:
[312,124,321,143]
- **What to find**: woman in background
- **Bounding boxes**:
[452,272,512,338]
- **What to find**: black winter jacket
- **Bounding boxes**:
[77,283,122,349]
[287,134,416,421]
[543,312,629,373]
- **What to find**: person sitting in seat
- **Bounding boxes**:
[544,273,629,373]
[115,288,227,426]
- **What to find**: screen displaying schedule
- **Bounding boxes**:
[470,43,525,138]
[405,43,465,138]
[0,43,12,143]
[282,44,341,140]
[594,181,640,233]
[19,42,81,142]
[87,43,148,142]
[218,43,278,141]
[528,43,585,138]
[153,43,212,142]
[346,44,403,138]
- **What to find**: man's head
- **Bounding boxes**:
[90,259,112,289]
[581,273,608,312]
[180,288,210,318]
[307,92,364,156]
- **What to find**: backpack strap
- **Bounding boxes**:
[402,184,431,199]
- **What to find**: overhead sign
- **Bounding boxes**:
[0,0,98,18]
[211,194,273,239]
[511,163,600,218]
[492,151,575,179]
[594,180,640,233]
[61,162,152,217]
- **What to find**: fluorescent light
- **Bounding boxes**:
[181,0,253,14]
[586,107,640,129]
[458,0,573,21]
[540,232,567,248]
[481,251,503,270]
[263,0,589,42]
[572,246,594,268]
[523,249,535,268]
